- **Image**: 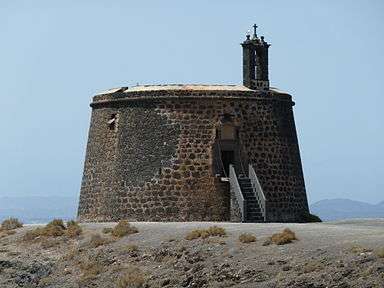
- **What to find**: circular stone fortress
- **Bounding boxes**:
[78,26,310,223]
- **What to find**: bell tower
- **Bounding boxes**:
[241,24,270,90]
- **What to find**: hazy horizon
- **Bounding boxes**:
[1,1,383,205]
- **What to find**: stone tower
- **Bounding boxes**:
[78,25,310,223]
[242,24,270,90]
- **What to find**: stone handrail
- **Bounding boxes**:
[248,164,268,222]
[229,164,246,222]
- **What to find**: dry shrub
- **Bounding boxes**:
[117,266,145,288]
[302,261,324,273]
[0,229,16,239]
[207,226,226,237]
[41,224,65,237]
[80,260,103,281]
[185,229,202,240]
[185,225,226,240]
[271,228,297,245]
[1,218,23,230]
[23,219,82,241]
[360,266,375,278]
[48,219,66,229]
[102,227,113,234]
[39,219,66,237]
[112,220,138,237]
[376,247,384,258]
[63,248,78,261]
[0,230,16,237]
[350,245,372,254]
[66,221,82,238]
[89,234,111,248]
[239,233,256,243]
[23,227,44,241]
[41,238,61,249]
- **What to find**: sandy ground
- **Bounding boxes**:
[0,219,383,287]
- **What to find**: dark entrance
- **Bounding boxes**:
[221,150,235,176]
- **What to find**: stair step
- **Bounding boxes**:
[240,182,252,186]
[244,197,259,206]
[232,175,265,222]
[247,213,262,216]
[247,207,261,212]
[242,189,255,193]
[247,210,261,214]
[243,193,256,198]
[245,199,259,203]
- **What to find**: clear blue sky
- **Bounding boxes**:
[1,1,383,205]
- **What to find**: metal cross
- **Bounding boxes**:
[253,24,258,37]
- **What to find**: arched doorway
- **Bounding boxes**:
[213,114,243,177]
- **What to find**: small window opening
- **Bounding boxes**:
[108,114,117,130]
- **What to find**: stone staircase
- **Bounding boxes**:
[237,176,264,222]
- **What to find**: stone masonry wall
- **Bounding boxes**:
[78,89,309,222]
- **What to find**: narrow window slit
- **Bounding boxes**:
[108,113,117,130]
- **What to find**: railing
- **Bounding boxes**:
[248,164,268,222]
[229,164,246,222]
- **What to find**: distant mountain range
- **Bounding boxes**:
[0,196,78,224]
[310,199,384,221]
[0,196,382,223]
